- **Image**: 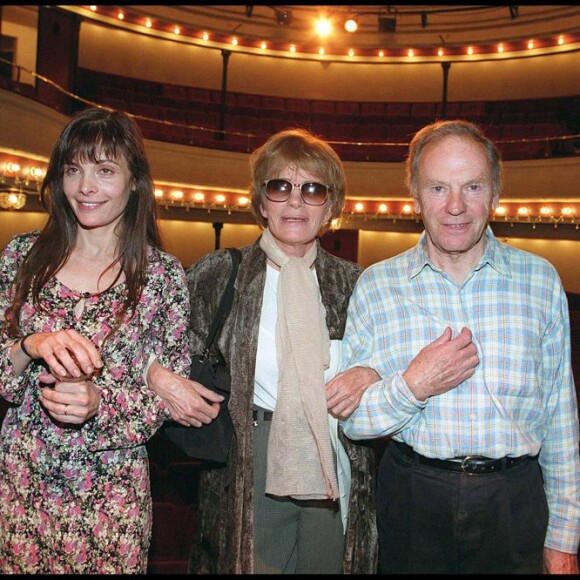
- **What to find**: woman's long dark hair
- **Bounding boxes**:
[5,107,162,339]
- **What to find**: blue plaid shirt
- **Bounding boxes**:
[341,226,580,553]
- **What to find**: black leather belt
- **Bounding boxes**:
[252,408,273,425]
[393,440,535,475]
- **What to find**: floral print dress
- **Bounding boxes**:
[0,232,191,574]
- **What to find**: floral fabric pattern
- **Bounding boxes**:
[0,232,190,573]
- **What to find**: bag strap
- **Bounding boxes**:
[202,247,242,353]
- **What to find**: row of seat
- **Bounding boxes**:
[4,66,576,154]
[90,82,569,130]
[120,111,573,162]
[79,67,571,126]
[148,105,567,143]
[75,68,578,161]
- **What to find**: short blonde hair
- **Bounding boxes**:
[249,128,346,228]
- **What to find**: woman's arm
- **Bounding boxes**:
[146,358,223,427]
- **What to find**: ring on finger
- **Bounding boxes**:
[64,404,69,415]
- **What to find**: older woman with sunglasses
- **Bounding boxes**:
[147,128,378,574]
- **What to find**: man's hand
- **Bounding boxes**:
[544,547,579,574]
[402,327,479,401]
[326,366,381,420]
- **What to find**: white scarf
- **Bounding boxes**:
[259,228,339,500]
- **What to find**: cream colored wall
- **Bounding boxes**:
[0,212,48,240]
[2,212,580,293]
[77,21,580,101]
[0,90,66,157]
[357,231,420,269]
[443,54,580,101]
[0,211,261,270]
[501,237,580,295]
[158,220,261,269]
[79,21,443,100]
[2,6,38,86]
[4,7,580,102]
[157,221,216,269]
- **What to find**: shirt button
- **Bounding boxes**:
[470,413,476,421]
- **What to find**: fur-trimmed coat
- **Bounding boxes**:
[186,238,378,574]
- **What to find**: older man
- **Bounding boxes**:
[335,120,580,574]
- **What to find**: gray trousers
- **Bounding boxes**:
[253,409,344,574]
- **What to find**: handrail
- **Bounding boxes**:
[1,58,579,160]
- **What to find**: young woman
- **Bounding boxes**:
[0,108,190,573]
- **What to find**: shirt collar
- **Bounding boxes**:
[407,225,511,280]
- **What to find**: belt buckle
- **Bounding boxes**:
[460,455,480,475]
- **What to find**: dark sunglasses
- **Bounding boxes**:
[262,178,330,206]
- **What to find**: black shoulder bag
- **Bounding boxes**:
[163,247,242,465]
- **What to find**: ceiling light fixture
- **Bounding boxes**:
[0,191,26,210]
[344,16,358,33]
[69,6,580,63]
[315,18,332,37]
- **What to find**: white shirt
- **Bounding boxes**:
[254,264,351,531]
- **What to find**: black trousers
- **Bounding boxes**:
[377,440,548,574]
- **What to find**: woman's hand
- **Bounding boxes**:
[325,366,381,420]
[19,329,103,379]
[39,372,101,425]
[147,359,224,427]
